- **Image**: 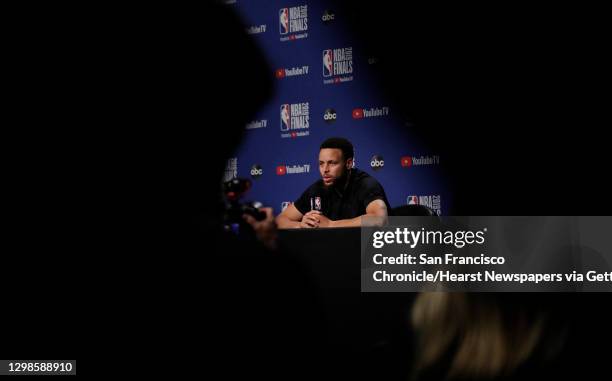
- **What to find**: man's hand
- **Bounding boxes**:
[243,207,278,250]
[300,211,335,228]
[316,213,333,228]
[300,210,321,228]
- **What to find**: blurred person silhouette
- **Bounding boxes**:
[56,2,326,378]
[406,291,612,380]
[409,293,564,380]
[168,4,324,380]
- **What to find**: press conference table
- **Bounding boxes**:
[277,227,416,353]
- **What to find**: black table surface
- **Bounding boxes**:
[277,228,416,353]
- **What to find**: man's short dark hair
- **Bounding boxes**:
[320,137,354,161]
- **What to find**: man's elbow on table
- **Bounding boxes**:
[363,199,388,227]
[276,204,303,229]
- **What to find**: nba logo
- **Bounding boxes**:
[279,8,289,34]
[281,201,291,211]
[322,49,333,77]
[280,104,291,131]
[314,197,322,211]
[407,195,419,205]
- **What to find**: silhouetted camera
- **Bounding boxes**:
[222,178,266,233]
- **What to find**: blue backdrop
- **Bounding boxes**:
[224,0,451,215]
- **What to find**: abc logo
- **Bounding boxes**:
[322,10,335,24]
[250,164,263,178]
[370,155,384,170]
[323,108,337,124]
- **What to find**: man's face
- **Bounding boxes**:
[319,148,352,187]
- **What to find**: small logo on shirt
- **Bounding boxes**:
[311,196,322,211]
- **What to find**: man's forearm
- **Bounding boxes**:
[330,214,387,228]
[276,215,301,229]
[330,216,362,228]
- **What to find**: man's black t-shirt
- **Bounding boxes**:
[293,168,390,220]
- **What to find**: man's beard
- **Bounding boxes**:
[323,169,349,190]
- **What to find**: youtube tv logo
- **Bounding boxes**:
[352,106,389,119]
[401,155,440,168]
[276,164,310,175]
[276,66,309,79]
[401,156,412,167]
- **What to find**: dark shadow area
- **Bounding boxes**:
[339,1,610,216]
[2,2,609,379]
[337,2,612,380]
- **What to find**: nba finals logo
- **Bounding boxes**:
[280,102,310,139]
[279,5,308,41]
[322,47,354,84]
[224,158,238,182]
[280,104,291,131]
[279,8,289,34]
[407,195,442,215]
[322,49,333,77]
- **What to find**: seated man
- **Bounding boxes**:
[276,137,390,228]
